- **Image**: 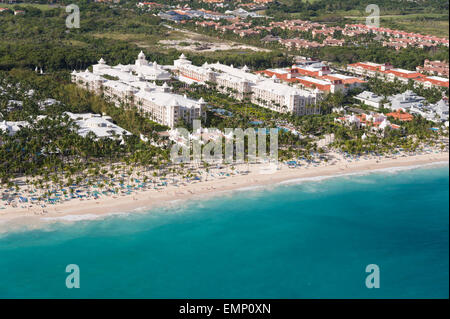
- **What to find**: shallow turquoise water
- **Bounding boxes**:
[0,165,448,298]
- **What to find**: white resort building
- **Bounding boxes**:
[173,54,320,116]
[65,112,132,142]
[354,91,384,109]
[384,90,426,111]
[92,52,171,81]
[133,82,207,128]
[1,113,131,142]
[71,56,207,128]
[409,98,449,123]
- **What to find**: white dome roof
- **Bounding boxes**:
[138,50,146,59]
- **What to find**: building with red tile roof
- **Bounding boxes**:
[414,76,449,89]
[255,65,366,94]
[386,110,414,121]
[347,62,393,77]
[384,68,425,83]
[416,60,449,78]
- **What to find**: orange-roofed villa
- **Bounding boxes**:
[387,110,414,122]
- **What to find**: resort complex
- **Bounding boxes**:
[347,62,449,89]
[256,62,366,94]
[72,53,207,128]
[174,54,320,115]
[0,0,449,301]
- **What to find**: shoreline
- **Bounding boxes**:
[0,152,448,228]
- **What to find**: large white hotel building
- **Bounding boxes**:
[71,52,207,128]
[173,54,321,116]
[72,52,322,129]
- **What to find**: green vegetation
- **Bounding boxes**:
[270,0,449,18]
[381,15,449,38]
[0,0,448,185]
[0,69,170,186]
[0,2,295,71]
[268,0,449,37]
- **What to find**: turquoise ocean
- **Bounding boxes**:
[0,165,448,298]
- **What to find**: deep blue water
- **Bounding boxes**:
[0,165,448,298]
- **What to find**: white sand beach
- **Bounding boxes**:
[0,151,448,227]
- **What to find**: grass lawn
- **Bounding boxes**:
[0,3,57,10]
[381,16,449,37]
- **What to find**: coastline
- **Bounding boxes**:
[0,152,448,228]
